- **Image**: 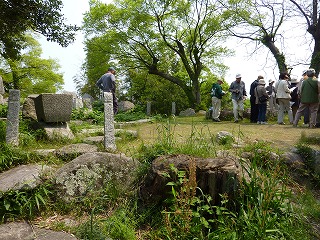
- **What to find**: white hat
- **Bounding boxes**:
[258,79,266,85]
[236,74,241,78]
[302,69,308,76]
[268,79,275,84]
[290,78,299,83]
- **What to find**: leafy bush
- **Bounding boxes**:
[0,104,7,118]
[0,143,42,172]
[0,183,52,222]
[115,105,147,122]
[71,108,104,124]
[0,120,5,142]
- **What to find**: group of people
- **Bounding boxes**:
[211,69,320,128]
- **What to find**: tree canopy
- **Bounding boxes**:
[0,0,78,90]
[82,0,233,108]
[0,0,79,60]
[0,33,64,97]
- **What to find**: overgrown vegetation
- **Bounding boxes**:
[0,109,320,239]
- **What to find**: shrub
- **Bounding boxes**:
[0,183,52,222]
[0,104,7,118]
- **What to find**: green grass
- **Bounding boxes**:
[0,109,320,239]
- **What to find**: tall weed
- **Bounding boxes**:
[0,182,52,222]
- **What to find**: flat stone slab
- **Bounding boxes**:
[0,164,52,193]
[83,136,104,144]
[34,149,56,156]
[0,222,77,240]
[54,143,98,157]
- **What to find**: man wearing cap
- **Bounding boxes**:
[249,75,263,123]
[293,68,320,128]
[229,74,247,123]
[211,79,225,122]
[266,79,277,115]
[96,67,118,115]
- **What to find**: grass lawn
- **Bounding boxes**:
[116,115,320,154]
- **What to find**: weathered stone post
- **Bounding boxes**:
[104,92,116,151]
[147,101,151,116]
[0,75,4,104]
[172,102,176,116]
[6,89,20,146]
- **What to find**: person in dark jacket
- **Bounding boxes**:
[96,67,118,115]
[289,78,300,119]
[254,78,269,124]
[266,79,277,116]
[250,75,263,123]
[211,79,225,122]
[293,68,320,128]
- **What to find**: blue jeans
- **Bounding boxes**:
[258,104,267,122]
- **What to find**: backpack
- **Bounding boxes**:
[211,84,218,97]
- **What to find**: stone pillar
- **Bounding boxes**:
[172,102,176,116]
[147,101,151,116]
[0,75,4,105]
[104,92,116,151]
[6,89,20,146]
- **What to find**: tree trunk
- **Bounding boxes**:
[309,23,320,75]
[262,39,287,73]
[148,68,198,108]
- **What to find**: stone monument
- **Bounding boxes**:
[104,92,116,151]
[6,90,20,146]
[0,75,5,104]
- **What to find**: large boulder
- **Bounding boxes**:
[0,164,52,195]
[22,94,39,120]
[140,154,246,205]
[118,101,135,112]
[54,152,138,202]
[179,108,196,117]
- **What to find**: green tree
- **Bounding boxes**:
[122,69,190,115]
[1,33,64,97]
[83,0,233,108]
[0,0,78,89]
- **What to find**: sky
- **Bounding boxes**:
[39,0,312,95]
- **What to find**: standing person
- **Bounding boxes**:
[249,75,263,123]
[293,68,320,128]
[298,70,310,125]
[211,79,225,122]
[289,78,300,119]
[96,67,118,115]
[275,73,293,125]
[254,78,269,124]
[266,79,277,116]
[229,74,247,123]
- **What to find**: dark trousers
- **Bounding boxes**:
[250,97,259,122]
[112,93,118,115]
[258,104,267,122]
[303,107,310,124]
